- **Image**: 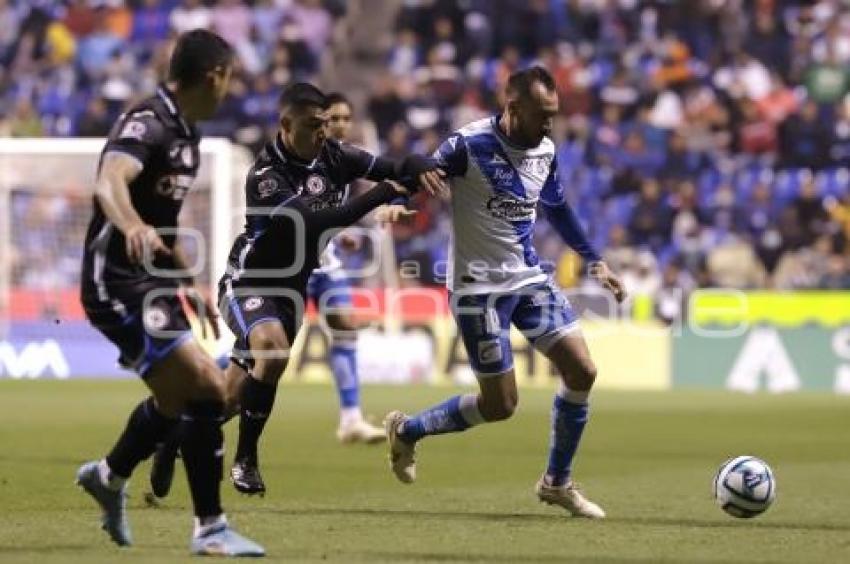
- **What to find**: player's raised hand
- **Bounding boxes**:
[589,260,627,303]
[125,223,171,264]
[182,285,222,341]
[375,204,418,226]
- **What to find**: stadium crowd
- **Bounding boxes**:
[2,0,850,305]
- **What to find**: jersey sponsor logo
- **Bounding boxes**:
[144,305,170,332]
[491,167,515,187]
[486,192,536,222]
[119,120,147,141]
[305,174,327,196]
[244,296,264,311]
[156,174,193,200]
[257,178,279,198]
[477,338,503,365]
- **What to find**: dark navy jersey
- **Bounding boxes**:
[221,135,398,296]
[81,86,200,305]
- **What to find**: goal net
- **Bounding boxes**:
[0,137,252,378]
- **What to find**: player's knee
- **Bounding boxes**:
[480,395,517,422]
[568,360,597,391]
[251,332,289,383]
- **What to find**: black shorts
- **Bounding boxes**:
[218,280,303,371]
[82,282,192,378]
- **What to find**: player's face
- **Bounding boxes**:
[324,102,352,141]
[197,64,232,120]
[510,82,559,147]
[282,105,326,161]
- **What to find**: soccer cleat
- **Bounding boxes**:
[384,411,416,484]
[190,522,266,557]
[75,461,133,546]
[149,440,180,499]
[337,418,386,444]
[230,459,266,496]
[535,477,606,519]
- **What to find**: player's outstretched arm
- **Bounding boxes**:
[277,180,409,232]
[337,142,447,196]
[95,152,171,263]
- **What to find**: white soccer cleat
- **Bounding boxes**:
[535,477,606,519]
[384,411,416,484]
[337,418,386,444]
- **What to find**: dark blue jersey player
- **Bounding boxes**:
[75,30,265,557]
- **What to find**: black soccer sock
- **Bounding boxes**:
[235,377,278,464]
[181,401,225,519]
[105,396,178,479]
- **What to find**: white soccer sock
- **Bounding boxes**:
[339,406,364,427]
[97,459,126,491]
[558,382,589,405]
[193,513,227,538]
[459,394,485,426]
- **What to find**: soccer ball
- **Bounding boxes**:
[712,456,776,518]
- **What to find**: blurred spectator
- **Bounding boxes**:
[77,11,123,80]
[76,96,111,137]
[793,177,829,245]
[289,0,332,59]
[780,100,832,168]
[628,179,672,251]
[170,0,210,34]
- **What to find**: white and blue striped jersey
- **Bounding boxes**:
[435,116,568,294]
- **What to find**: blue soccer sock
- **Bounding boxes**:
[545,388,589,487]
[330,339,361,419]
[398,394,485,443]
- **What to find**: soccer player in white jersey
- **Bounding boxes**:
[306,92,387,443]
[383,67,626,518]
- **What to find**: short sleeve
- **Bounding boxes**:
[539,156,565,206]
[432,133,468,178]
[103,111,167,166]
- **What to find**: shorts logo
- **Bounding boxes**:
[477,338,503,365]
[305,174,326,195]
[119,120,147,141]
[144,305,170,331]
[257,178,279,198]
[244,297,264,311]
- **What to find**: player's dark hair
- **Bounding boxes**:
[279,82,328,113]
[506,66,556,100]
[168,29,233,88]
[325,92,351,109]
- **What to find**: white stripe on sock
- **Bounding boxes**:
[459,394,485,426]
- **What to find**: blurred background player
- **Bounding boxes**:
[306,92,389,444]
[383,67,625,519]
[75,30,264,556]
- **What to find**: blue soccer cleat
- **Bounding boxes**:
[190,521,266,557]
[75,461,133,546]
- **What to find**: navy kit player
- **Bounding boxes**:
[218,83,445,495]
[305,92,394,444]
[383,67,626,518]
[76,30,265,556]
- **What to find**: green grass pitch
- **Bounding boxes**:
[1,380,849,563]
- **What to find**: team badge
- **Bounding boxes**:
[257,178,279,198]
[144,305,170,331]
[477,338,503,364]
[119,120,147,141]
[244,297,264,311]
[305,174,326,195]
